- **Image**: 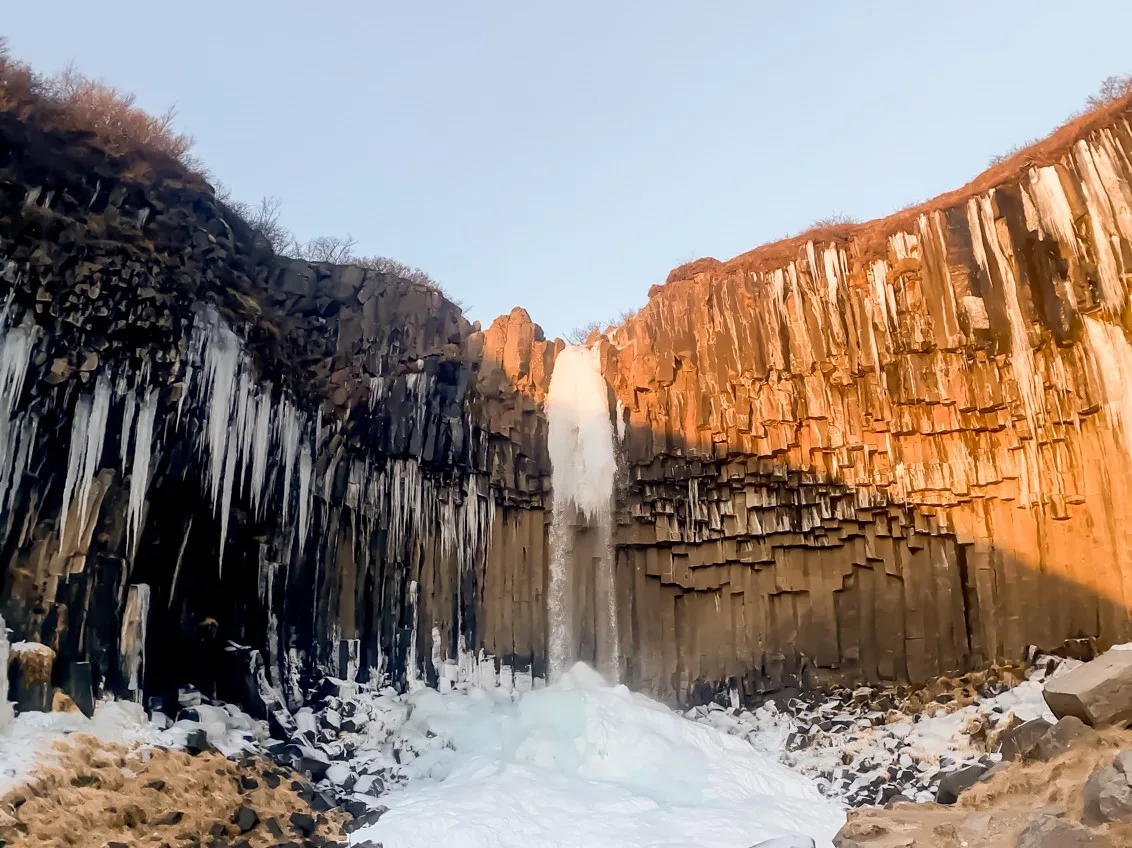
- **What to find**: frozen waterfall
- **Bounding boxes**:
[546,345,618,682]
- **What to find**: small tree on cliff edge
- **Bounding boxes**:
[1086,74,1132,111]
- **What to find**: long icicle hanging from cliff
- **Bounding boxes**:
[546,344,618,682]
[0,311,39,525]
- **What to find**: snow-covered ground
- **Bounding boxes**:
[0,698,267,797]
[345,662,844,847]
[0,655,1087,848]
[690,661,1067,806]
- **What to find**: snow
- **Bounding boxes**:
[350,662,844,848]
[0,701,157,795]
[713,659,1070,806]
[0,695,267,796]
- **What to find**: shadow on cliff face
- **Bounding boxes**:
[606,404,1127,705]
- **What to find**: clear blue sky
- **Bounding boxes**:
[6,2,1132,337]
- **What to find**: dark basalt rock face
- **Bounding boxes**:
[0,111,552,715]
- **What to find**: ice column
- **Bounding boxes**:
[546,344,618,682]
[120,583,151,701]
[0,614,12,729]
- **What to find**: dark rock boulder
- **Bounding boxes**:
[936,763,988,804]
[1015,815,1114,848]
[1083,750,1132,825]
[998,719,1053,761]
[1044,651,1132,727]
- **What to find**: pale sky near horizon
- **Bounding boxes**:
[6,2,1132,337]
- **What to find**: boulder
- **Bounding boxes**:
[233,805,258,833]
[936,763,988,804]
[1083,751,1132,825]
[63,661,95,718]
[1043,650,1132,726]
[998,719,1052,761]
[184,727,211,755]
[8,641,56,712]
[1033,716,1097,761]
[1015,815,1114,847]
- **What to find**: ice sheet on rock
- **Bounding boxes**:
[351,662,843,848]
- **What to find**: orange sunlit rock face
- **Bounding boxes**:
[586,119,1132,701]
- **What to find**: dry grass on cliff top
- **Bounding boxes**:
[664,84,1132,288]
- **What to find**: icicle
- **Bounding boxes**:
[120,583,151,701]
[126,389,158,557]
[249,390,273,519]
[59,375,111,542]
[0,317,40,521]
[0,416,36,520]
[0,614,11,730]
[119,386,137,471]
[198,309,241,511]
[297,443,313,554]
[368,376,384,409]
[279,399,302,525]
[405,580,421,691]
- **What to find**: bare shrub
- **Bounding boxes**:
[1085,74,1132,111]
[565,309,637,344]
[0,40,194,165]
[808,213,858,229]
[0,42,458,307]
[290,234,358,264]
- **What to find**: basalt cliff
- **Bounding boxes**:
[4,96,1132,717]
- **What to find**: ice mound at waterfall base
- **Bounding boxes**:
[353,662,844,848]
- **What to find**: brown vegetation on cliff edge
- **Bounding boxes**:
[664,87,1132,289]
